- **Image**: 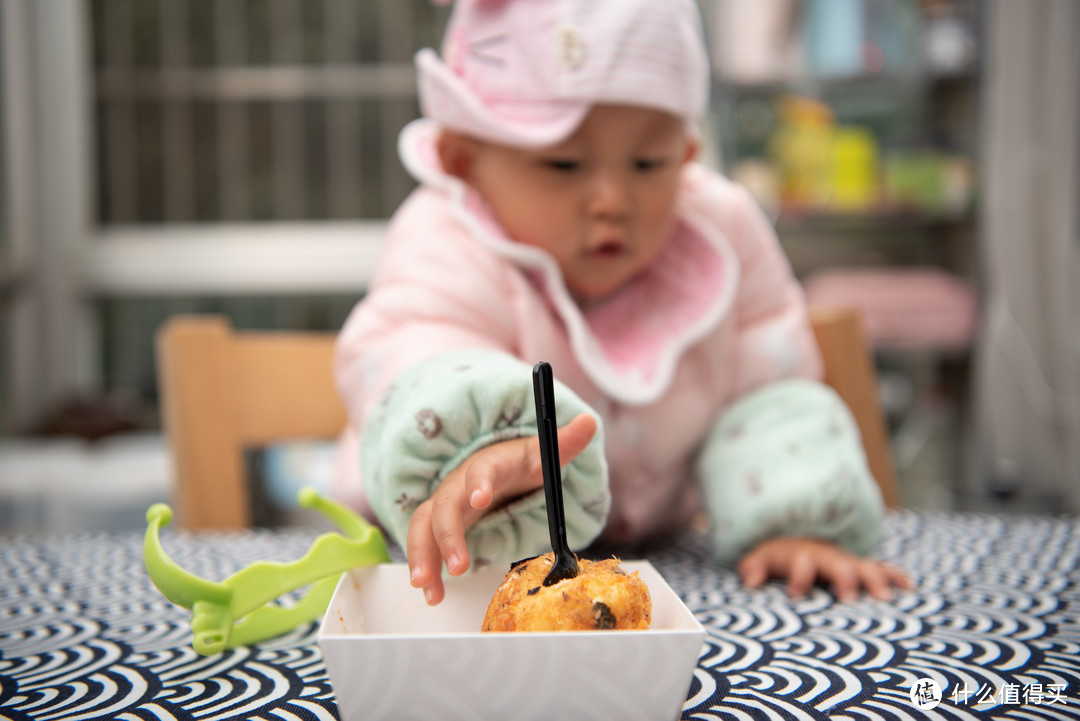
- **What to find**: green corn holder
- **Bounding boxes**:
[144,487,389,655]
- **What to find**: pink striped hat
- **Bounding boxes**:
[417,0,710,147]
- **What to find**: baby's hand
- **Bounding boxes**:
[406,412,598,605]
[738,536,913,602]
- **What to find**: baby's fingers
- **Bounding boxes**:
[824,559,860,602]
[519,412,598,492]
[857,562,896,602]
[467,412,599,513]
[462,452,522,517]
[865,562,914,599]
[554,413,599,466]
[737,553,768,589]
[405,501,447,605]
[883,563,914,591]
[785,551,818,598]
[430,483,471,577]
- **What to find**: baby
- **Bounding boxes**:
[333,0,910,605]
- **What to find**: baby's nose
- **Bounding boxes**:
[588,170,631,219]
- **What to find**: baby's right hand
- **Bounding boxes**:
[406,412,597,605]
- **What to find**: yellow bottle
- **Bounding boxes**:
[828,126,879,213]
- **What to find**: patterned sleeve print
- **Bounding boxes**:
[696,378,885,565]
[361,348,610,571]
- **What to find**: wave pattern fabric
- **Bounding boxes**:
[1,511,1077,719]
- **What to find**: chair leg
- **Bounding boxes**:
[157,316,252,529]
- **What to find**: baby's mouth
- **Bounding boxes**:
[588,239,626,260]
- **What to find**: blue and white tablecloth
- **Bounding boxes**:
[1,510,1078,720]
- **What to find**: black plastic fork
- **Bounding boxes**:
[533,361,580,586]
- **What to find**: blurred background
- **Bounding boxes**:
[1,0,1077,534]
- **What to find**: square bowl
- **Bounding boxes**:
[318,561,705,721]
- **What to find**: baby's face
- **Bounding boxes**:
[442,105,696,301]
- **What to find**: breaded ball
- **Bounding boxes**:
[481,552,652,632]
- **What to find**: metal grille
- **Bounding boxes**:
[91,0,448,224]
[0,25,7,430]
[72,1,450,423]
[1,2,22,434]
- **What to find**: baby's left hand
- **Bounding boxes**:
[738,536,913,602]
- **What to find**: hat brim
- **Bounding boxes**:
[416,49,590,149]
[397,117,450,186]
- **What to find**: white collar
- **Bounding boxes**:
[399,118,739,405]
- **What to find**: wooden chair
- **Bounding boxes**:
[808,306,899,508]
[156,307,898,530]
[156,316,346,529]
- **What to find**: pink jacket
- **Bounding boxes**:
[334,119,830,549]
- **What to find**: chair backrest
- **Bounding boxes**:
[156,307,897,530]
[156,316,346,529]
[808,306,899,508]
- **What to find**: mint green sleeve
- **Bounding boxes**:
[361,349,610,571]
[697,378,886,566]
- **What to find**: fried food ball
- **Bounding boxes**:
[481,552,652,632]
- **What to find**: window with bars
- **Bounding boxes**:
[74,1,452,426]
[1,7,17,433]
[91,0,448,224]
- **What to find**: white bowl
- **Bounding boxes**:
[318,561,705,721]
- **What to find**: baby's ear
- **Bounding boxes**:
[683,137,700,165]
[436,131,477,180]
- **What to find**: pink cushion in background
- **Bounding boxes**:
[803,267,977,352]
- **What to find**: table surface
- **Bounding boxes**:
[1,510,1078,720]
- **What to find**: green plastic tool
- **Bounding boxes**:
[144,486,389,655]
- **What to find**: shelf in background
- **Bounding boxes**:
[775,207,973,233]
[715,66,976,95]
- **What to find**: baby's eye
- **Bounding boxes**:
[542,158,582,172]
[634,158,667,171]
